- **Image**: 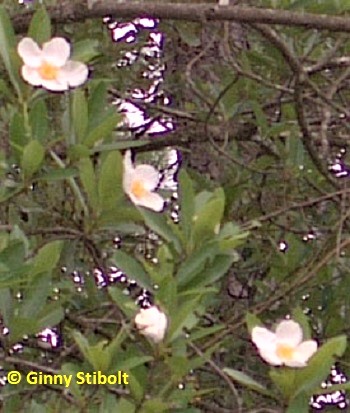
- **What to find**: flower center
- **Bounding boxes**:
[276,343,295,361]
[38,61,59,80]
[131,180,147,199]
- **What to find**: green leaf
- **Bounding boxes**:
[9,317,39,343]
[189,325,224,341]
[177,22,201,47]
[84,111,121,147]
[19,272,51,318]
[114,356,153,371]
[155,244,174,280]
[108,286,138,318]
[116,399,136,413]
[0,288,12,325]
[99,393,120,413]
[32,240,63,274]
[291,307,312,340]
[68,144,91,161]
[98,151,123,212]
[71,39,100,63]
[167,297,200,342]
[78,157,98,211]
[0,240,25,270]
[60,363,83,400]
[36,168,78,181]
[184,254,236,290]
[21,140,45,179]
[286,392,310,413]
[72,89,88,142]
[112,250,153,291]
[88,81,108,125]
[0,79,15,101]
[218,222,249,251]
[192,188,225,248]
[28,400,47,413]
[293,335,347,398]
[178,169,194,242]
[36,303,64,331]
[71,330,111,371]
[139,399,169,413]
[250,100,269,135]
[0,7,22,96]
[138,208,182,254]
[245,312,262,334]
[29,100,49,143]
[177,242,218,288]
[223,367,274,397]
[28,6,51,44]
[269,368,298,399]
[105,329,128,368]
[156,275,177,315]
[9,112,27,161]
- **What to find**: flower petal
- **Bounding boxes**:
[17,38,42,67]
[133,165,160,190]
[123,150,134,171]
[21,66,43,86]
[258,347,283,366]
[132,191,164,211]
[252,326,283,365]
[252,326,276,349]
[275,320,302,347]
[283,358,307,368]
[41,77,69,92]
[59,61,89,87]
[294,340,318,364]
[42,37,70,67]
[123,152,135,194]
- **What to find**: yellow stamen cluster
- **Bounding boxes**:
[131,180,148,199]
[38,61,59,80]
[276,344,295,360]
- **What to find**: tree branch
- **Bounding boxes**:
[12,2,350,33]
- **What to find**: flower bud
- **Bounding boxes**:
[135,306,167,343]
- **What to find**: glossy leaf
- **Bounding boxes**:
[98,151,123,212]
[72,330,111,371]
[192,188,225,248]
[177,242,218,288]
[28,6,51,44]
[108,286,138,318]
[32,241,63,275]
[72,89,88,142]
[113,250,153,291]
[29,100,49,143]
[223,367,274,397]
[84,111,121,147]
[71,39,100,63]
[292,335,347,398]
[9,112,27,160]
[138,208,182,254]
[0,7,22,96]
[178,169,195,242]
[21,140,45,179]
[78,157,98,211]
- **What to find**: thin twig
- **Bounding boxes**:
[188,341,243,413]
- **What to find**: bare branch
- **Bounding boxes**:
[12,2,350,33]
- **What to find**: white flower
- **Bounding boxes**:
[135,306,167,343]
[17,37,88,91]
[251,319,318,367]
[123,150,164,211]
